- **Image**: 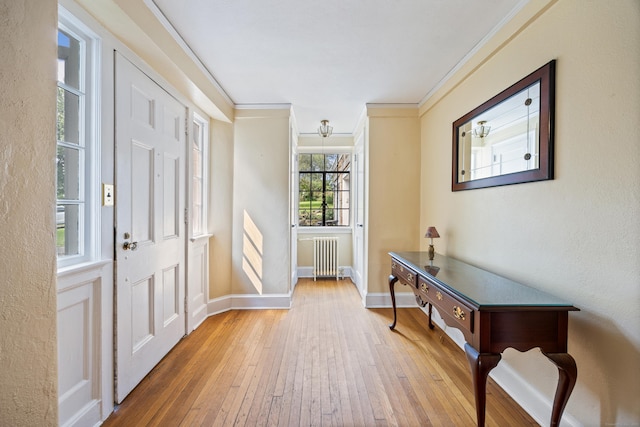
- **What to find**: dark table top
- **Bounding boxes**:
[390,251,578,311]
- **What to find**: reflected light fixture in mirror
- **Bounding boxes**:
[425,226,440,260]
[472,120,491,138]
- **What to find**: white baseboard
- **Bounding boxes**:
[364,290,417,308]
[365,292,581,427]
[207,293,291,316]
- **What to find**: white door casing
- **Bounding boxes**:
[352,131,366,295]
[186,112,209,333]
[114,53,186,403]
[289,121,299,291]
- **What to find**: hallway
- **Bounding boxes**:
[103,279,535,426]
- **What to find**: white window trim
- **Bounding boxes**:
[57,6,101,269]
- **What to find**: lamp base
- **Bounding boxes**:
[428,244,435,260]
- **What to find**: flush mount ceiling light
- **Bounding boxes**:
[472,120,491,138]
[317,119,333,138]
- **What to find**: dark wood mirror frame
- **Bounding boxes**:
[452,60,556,191]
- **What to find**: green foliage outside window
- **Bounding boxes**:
[298,153,350,226]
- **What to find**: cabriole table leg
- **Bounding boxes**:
[388,275,399,330]
[465,343,501,427]
[543,352,577,426]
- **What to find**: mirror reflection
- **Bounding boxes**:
[457,81,540,182]
[452,60,555,191]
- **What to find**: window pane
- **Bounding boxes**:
[325,154,337,171]
[310,173,323,193]
[311,154,324,171]
[336,154,351,171]
[192,149,202,178]
[57,146,81,200]
[57,87,80,144]
[57,204,81,256]
[57,29,81,89]
[324,191,334,209]
[299,154,311,171]
[333,209,350,226]
[325,173,337,191]
[299,173,310,192]
[310,209,322,226]
[192,122,201,150]
[299,190,310,206]
[298,209,310,226]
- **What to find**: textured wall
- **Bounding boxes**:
[0,0,59,425]
[420,0,640,424]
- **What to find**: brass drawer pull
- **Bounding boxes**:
[392,262,396,269]
[436,291,443,301]
[406,273,414,283]
[453,306,465,321]
[420,282,428,293]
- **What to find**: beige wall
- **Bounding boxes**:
[367,108,421,294]
[419,0,640,424]
[0,0,58,425]
[209,120,234,299]
[231,110,291,295]
[298,134,354,148]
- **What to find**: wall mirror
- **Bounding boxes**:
[452,60,555,191]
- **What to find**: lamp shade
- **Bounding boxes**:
[424,227,440,239]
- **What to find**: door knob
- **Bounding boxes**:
[123,232,137,250]
[123,241,138,251]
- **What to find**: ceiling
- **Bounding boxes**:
[152,0,526,134]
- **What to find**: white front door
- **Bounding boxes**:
[114,53,186,402]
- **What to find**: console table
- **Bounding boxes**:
[388,251,578,427]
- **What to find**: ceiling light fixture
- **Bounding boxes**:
[318,119,333,138]
[472,120,491,138]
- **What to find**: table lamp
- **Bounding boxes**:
[425,226,440,260]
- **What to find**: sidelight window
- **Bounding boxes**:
[56,9,99,266]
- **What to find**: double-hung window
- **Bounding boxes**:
[190,112,209,237]
[56,9,99,266]
[298,153,351,227]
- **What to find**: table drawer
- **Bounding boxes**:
[391,259,417,287]
[421,276,474,334]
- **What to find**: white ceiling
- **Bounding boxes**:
[152,0,525,134]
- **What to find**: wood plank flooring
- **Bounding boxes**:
[103,278,537,426]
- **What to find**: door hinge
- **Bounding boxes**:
[184,297,188,314]
[184,208,189,225]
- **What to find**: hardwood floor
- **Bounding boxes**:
[103,278,537,426]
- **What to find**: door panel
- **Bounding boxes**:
[115,53,186,403]
[131,142,153,242]
[163,155,179,237]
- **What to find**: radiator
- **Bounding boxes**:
[313,237,339,281]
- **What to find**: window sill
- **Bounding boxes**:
[57,259,111,278]
[190,233,213,243]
